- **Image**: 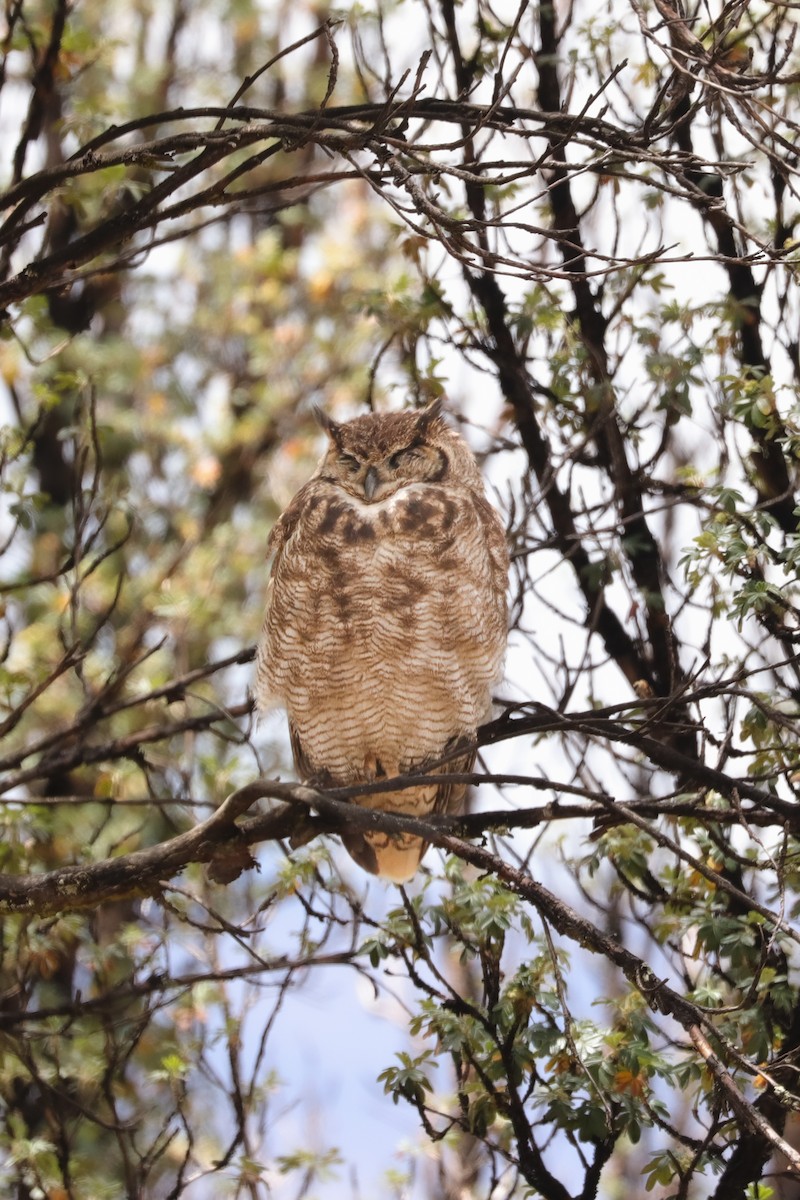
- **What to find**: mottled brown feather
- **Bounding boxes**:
[254,404,508,882]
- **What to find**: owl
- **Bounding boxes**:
[254,399,508,882]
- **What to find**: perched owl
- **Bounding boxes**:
[254,400,508,882]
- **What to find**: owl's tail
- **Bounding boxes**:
[342,762,471,881]
[342,828,428,883]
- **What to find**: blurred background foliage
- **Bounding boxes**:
[1,0,800,1196]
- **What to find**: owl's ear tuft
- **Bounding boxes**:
[312,405,343,446]
[415,396,445,433]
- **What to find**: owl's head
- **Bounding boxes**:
[314,399,479,503]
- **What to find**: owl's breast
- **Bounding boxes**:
[293,486,472,616]
[254,478,507,779]
[297,485,459,545]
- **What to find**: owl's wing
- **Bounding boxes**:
[254,481,319,714]
[289,721,316,781]
[471,491,510,628]
[265,479,315,567]
[432,740,477,817]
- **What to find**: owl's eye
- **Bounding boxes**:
[388,447,416,470]
[338,453,360,472]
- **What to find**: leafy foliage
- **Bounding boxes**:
[1,0,800,1197]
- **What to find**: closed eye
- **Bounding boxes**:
[388,447,416,469]
[338,453,360,472]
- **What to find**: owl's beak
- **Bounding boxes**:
[363,466,379,501]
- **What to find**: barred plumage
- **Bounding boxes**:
[254,400,508,881]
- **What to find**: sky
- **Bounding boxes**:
[2,1,797,1196]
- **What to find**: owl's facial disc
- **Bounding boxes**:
[319,410,450,503]
[340,449,447,503]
